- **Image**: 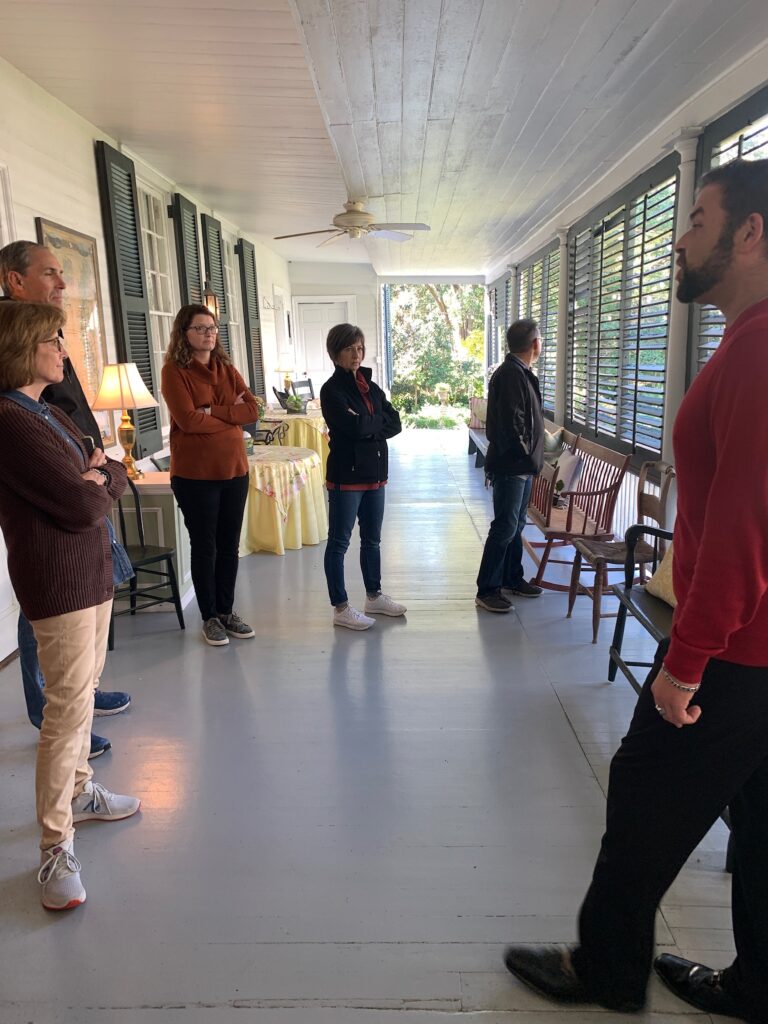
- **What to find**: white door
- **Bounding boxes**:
[295,300,350,393]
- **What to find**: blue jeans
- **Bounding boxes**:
[476,474,533,597]
[18,611,46,729]
[324,487,385,606]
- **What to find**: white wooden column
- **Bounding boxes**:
[554,228,569,425]
[661,130,701,462]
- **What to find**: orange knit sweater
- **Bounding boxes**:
[161,358,260,480]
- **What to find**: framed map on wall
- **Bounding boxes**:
[35,217,114,446]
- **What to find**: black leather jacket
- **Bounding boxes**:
[484,353,544,477]
[320,366,402,485]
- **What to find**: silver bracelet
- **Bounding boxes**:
[661,665,700,693]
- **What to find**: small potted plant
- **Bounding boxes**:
[285,394,306,414]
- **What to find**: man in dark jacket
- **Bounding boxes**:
[0,240,131,756]
[475,319,544,613]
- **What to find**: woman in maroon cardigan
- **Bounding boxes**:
[162,304,261,647]
[0,301,140,911]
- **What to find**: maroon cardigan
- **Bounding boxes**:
[0,399,127,620]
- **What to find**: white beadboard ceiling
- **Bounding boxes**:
[2,0,768,275]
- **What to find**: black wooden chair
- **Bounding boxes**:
[251,421,288,446]
[272,387,289,409]
[108,478,185,650]
[290,378,315,400]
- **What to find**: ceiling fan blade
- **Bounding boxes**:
[317,231,347,248]
[369,223,430,232]
[369,229,413,242]
[273,229,336,240]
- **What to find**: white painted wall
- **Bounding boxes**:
[287,261,380,380]
[0,57,293,660]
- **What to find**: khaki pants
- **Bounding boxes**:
[32,599,113,850]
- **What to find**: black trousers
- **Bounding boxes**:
[571,645,768,1017]
[171,474,249,622]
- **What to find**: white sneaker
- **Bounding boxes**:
[333,605,375,630]
[38,839,86,911]
[71,780,141,823]
[364,593,407,617]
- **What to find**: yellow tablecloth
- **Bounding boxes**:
[240,446,328,556]
[262,411,329,476]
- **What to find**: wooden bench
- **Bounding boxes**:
[467,426,489,467]
[608,524,673,694]
[525,436,630,592]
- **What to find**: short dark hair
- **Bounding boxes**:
[506,319,539,354]
[699,158,768,255]
[326,323,365,363]
[0,240,48,297]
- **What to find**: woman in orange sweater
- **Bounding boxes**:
[161,304,260,646]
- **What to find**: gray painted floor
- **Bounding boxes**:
[0,430,731,1023]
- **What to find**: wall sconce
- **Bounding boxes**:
[203,279,219,319]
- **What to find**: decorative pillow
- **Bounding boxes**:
[543,427,564,452]
[644,543,677,607]
[555,450,583,494]
[468,396,488,428]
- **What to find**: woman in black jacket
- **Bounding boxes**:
[320,323,405,630]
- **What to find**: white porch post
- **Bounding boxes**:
[662,130,701,462]
[554,228,569,425]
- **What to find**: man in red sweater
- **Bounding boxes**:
[503,159,768,1022]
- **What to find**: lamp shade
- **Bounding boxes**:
[92,363,159,411]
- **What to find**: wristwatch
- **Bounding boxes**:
[95,468,111,484]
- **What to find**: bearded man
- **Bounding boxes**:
[503,158,768,1023]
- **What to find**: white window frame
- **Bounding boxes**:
[137,182,178,430]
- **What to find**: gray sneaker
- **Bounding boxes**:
[71,780,141,823]
[38,839,86,911]
[218,612,255,638]
[475,593,513,613]
[203,617,229,646]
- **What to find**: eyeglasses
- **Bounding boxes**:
[40,337,65,352]
[189,325,218,336]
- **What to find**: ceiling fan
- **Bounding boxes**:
[274,200,430,246]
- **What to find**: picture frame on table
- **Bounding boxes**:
[35,217,114,446]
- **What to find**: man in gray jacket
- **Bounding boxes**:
[475,319,544,612]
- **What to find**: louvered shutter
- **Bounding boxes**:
[95,141,162,458]
[518,246,560,416]
[235,238,265,396]
[567,226,594,427]
[201,214,230,357]
[620,178,675,454]
[504,275,511,330]
[539,249,560,415]
[168,193,202,305]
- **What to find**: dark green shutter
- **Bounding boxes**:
[168,193,202,305]
[201,214,230,357]
[235,238,265,396]
[94,141,162,458]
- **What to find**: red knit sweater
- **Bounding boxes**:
[161,358,260,480]
[666,297,768,683]
[0,400,127,620]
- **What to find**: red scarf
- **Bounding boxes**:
[355,370,374,414]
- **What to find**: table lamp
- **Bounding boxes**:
[92,363,159,479]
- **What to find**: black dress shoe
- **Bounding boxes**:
[503,946,643,1012]
[654,954,762,1023]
